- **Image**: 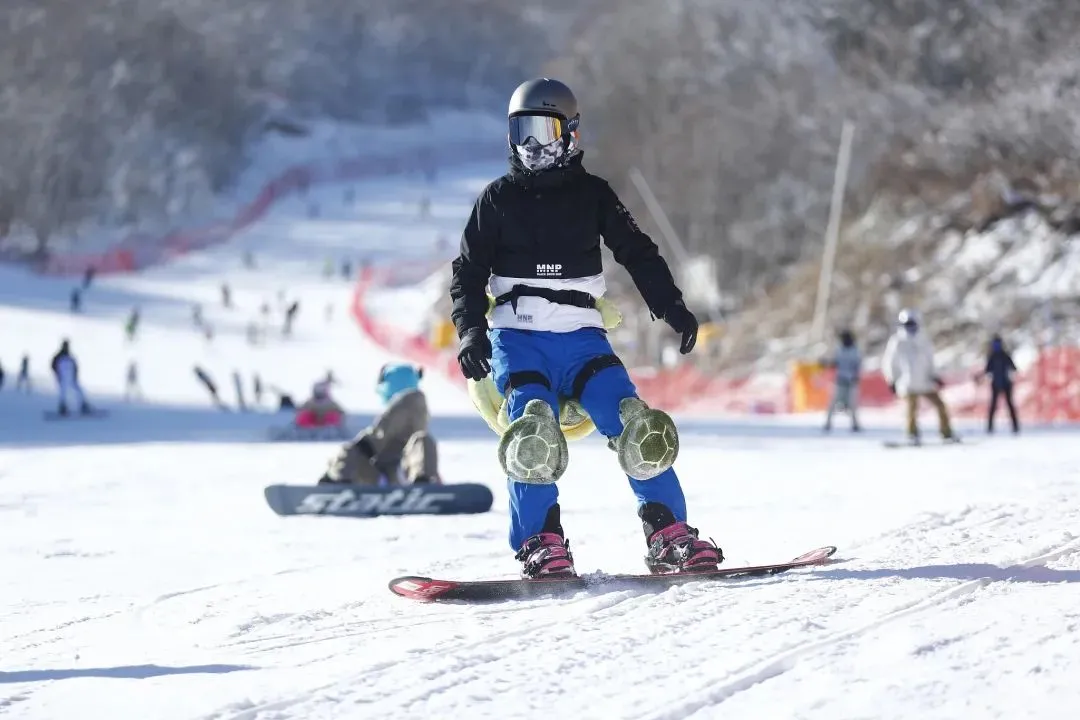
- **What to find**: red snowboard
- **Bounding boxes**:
[389,546,837,603]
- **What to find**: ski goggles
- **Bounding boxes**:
[508,112,578,146]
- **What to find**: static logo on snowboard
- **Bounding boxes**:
[295,487,456,515]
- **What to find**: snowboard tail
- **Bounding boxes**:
[389,545,838,602]
[264,483,494,518]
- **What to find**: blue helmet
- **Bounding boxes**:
[376,363,422,404]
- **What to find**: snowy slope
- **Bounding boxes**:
[3,156,1080,720]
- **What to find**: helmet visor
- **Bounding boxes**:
[509,114,564,147]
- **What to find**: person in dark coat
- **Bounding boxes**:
[982,334,1019,434]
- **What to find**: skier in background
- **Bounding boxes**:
[125,307,141,342]
[822,329,862,433]
[124,361,141,401]
[982,333,1020,434]
[283,300,300,337]
[450,78,719,578]
[882,308,958,445]
[16,355,30,392]
[317,363,440,486]
[51,339,91,415]
[233,371,247,412]
[193,366,227,410]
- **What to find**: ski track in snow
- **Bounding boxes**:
[2,156,1080,720]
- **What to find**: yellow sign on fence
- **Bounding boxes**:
[789,361,831,413]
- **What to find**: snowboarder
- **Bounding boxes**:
[449,78,720,578]
[15,355,30,392]
[823,329,862,432]
[69,288,81,313]
[982,334,1020,434]
[882,308,957,445]
[50,339,91,415]
[318,363,440,486]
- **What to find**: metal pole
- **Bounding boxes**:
[628,167,721,325]
[810,120,855,344]
[629,167,691,266]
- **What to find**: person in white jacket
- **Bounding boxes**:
[882,309,956,444]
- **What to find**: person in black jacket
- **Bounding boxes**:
[983,334,1019,434]
[450,77,721,579]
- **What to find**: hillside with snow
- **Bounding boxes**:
[2,147,1080,720]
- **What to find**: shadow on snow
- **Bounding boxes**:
[0,663,256,684]
[813,562,1080,584]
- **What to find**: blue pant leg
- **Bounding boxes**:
[570,333,687,522]
[491,330,562,550]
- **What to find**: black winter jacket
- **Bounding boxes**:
[449,153,683,338]
[985,349,1017,389]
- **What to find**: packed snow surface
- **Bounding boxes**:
[2,156,1079,720]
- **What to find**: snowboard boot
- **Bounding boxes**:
[640,502,722,574]
[514,503,576,578]
[614,397,679,480]
[515,533,576,579]
[498,399,568,484]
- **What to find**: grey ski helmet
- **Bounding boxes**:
[507,79,581,171]
[508,78,580,127]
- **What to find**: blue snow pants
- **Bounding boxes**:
[490,327,688,550]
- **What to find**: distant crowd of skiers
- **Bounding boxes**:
[821,308,1020,443]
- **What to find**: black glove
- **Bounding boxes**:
[457,327,492,381]
[889,383,897,396]
[663,302,699,354]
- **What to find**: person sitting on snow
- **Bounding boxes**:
[295,380,345,428]
[317,363,440,486]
